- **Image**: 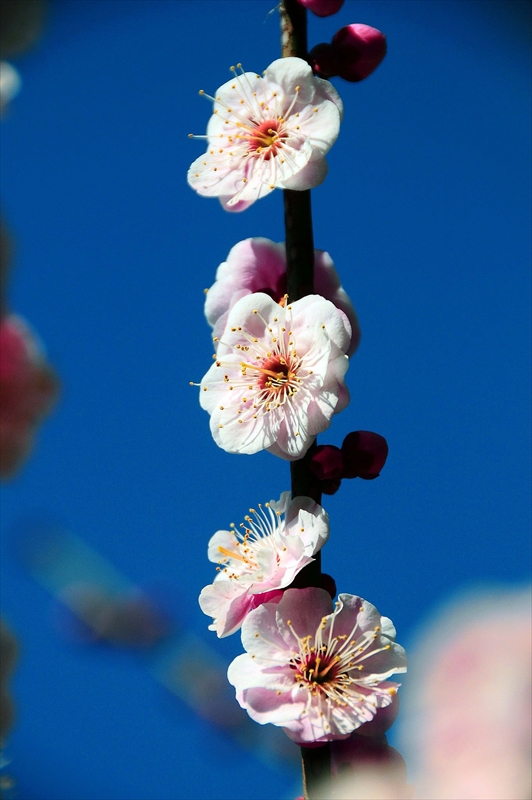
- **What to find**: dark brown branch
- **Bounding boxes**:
[280,2,331,798]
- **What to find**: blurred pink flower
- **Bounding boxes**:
[400,586,532,800]
[198,292,350,460]
[199,492,329,637]
[188,58,342,211]
[0,314,58,477]
[227,587,406,744]
[205,238,361,357]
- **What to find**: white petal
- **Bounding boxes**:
[207,529,238,565]
[280,156,328,190]
[241,602,290,660]
[187,152,242,197]
[265,57,316,105]
[291,97,341,158]
[313,75,344,121]
[381,616,397,641]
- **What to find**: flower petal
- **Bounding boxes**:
[280,156,328,190]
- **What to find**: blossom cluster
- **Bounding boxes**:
[199,491,406,742]
[189,51,404,748]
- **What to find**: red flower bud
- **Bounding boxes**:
[321,478,342,495]
[332,23,387,82]
[0,315,59,477]
[321,573,337,599]
[310,444,344,481]
[308,43,340,79]
[296,0,344,17]
[341,431,389,480]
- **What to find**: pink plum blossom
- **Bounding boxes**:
[227,587,407,744]
[199,492,329,637]
[399,587,532,800]
[188,58,343,212]
[0,314,58,477]
[198,292,351,460]
[204,237,360,356]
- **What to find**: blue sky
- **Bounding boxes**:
[0,2,530,798]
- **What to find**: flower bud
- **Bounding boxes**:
[307,43,340,79]
[0,315,59,477]
[321,478,342,495]
[341,431,389,480]
[310,444,343,481]
[332,23,387,82]
[296,0,344,18]
[321,573,337,599]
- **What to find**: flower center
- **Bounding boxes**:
[248,119,286,159]
[255,355,298,393]
[293,650,342,687]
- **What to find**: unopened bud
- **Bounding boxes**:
[321,573,337,599]
[307,43,340,80]
[321,478,342,495]
[341,431,389,479]
[296,0,344,17]
[331,24,387,82]
[310,444,343,481]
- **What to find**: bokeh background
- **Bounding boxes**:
[0,1,530,798]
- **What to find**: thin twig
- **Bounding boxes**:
[280,1,332,797]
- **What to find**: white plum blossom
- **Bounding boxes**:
[188,57,343,211]
[228,587,407,744]
[0,61,21,112]
[199,492,329,637]
[205,237,361,357]
[197,292,351,460]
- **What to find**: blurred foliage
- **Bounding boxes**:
[0,0,46,58]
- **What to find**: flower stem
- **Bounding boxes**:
[281,2,331,797]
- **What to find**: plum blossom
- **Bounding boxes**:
[197,292,350,460]
[0,314,59,477]
[399,586,532,800]
[204,237,360,356]
[199,492,329,637]
[0,61,21,112]
[228,587,406,744]
[188,57,343,211]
